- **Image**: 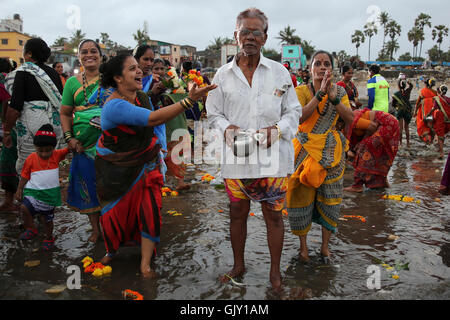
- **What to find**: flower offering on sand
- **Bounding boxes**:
[81,256,111,277]
[382,194,421,203]
[201,174,215,182]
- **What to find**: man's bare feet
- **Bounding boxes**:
[344,185,363,193]
[219,266,246,283]
[270,271,282,291]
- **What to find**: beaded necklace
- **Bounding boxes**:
[117,91,139,106]
[82,72,102,106]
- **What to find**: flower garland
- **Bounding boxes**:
[81,256,112,277]
[382,194,421,203]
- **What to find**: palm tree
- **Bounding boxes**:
[351,30,365,57]
[408,26,423,59]
[432,25,449,60]
[386,20,401,60]
[300,40,315,59]
[378,11,390,50]
[364,22,378,61]
[414,13,432,59]
[52,36,68,47]
[386,39,400,60]
[276,25,301,44]
[207,37,233,52]
[70,29,86,50]
[133,28,150,46]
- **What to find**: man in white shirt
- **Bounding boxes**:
[206,7,301,290]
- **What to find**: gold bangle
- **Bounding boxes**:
[184,98,194,108]
[180,99,190,110]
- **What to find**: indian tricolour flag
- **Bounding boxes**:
[23,168,61,207]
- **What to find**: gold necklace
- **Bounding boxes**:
[117,91,136,104]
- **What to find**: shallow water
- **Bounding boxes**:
[0,127,449,300]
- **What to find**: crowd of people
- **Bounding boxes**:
[0,7,448,291]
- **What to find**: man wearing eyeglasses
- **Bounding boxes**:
[206,7,301,290]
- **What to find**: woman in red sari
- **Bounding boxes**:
[344,109,400,192]
[431,85,450,159]
[336,65,362,110]
[414,78,437,144]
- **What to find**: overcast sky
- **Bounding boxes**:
[2,0,449,60]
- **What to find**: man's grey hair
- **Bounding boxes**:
[236,7,268,34]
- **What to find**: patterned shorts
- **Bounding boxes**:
[224,177,288,211]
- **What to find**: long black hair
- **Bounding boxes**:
[133,45,154,61]
[24,38,51,64]
[99,53,133,89]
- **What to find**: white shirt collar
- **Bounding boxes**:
[228,52,271,70]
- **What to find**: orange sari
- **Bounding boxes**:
[416,87,437,142]
[286,85,350,235]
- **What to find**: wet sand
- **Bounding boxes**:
[0,105,449,301]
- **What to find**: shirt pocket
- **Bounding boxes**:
[258,93,282,123]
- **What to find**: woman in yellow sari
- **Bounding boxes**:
[286,51,354,263]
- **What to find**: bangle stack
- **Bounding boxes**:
[180,97,196,110]
[64,131,74,143]
[330,97,340,106]
[315,90,326,102]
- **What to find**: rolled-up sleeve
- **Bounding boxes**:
[277,76,302,141]
[206,71,231,135]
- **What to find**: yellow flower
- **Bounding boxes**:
[382,264,390,268]
[82,256,93,264]
[162,192,167,197]
[386,267,394,271]
[102,266,112,275]
[392,274,399,280]
[402,196,414,202]
[171,191,179,196]
[83,261,92,268]
[92,268,103,277]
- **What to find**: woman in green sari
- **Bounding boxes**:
[60,39,103,242]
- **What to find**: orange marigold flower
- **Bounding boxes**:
[123,289,144,300]
[167,71,173,77]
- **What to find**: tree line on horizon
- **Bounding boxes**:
[350,12,448,62]
[50,12,448,65]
